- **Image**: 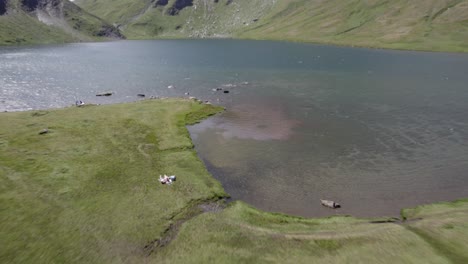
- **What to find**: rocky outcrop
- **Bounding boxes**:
[95,24,124,38]
[21,0,38,11]
[0,0,124,45]
[166,0,193,16]
[0,0,7,15]
[154,0,168,7]
[64,0,124,39]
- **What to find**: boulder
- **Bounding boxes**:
[320,199,341,209]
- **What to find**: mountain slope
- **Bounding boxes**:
[0,0,123,45]
[240,0,468,52]
[75,0,468,52]
[75,0,277,39]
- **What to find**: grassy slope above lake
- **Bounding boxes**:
[74,0,277,39]
[0,0,122,46]
[1,99,468,263]
[74,0,468,52]
[239,0,468,52]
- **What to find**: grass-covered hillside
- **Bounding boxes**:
[0,0,123,45]
[240,0,468,52]
[75,0,468,52]
[74,0,277,39]
[1,99,467,263]
[2,0,467,51]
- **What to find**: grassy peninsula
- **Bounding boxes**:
[1,99,467,263]
[0,99,226,263]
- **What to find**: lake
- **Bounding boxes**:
[1,39,468,217]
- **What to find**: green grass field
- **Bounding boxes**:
[154,200,468,263]
[1,99,467,263]
[0,99,226,263]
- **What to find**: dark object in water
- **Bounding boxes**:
[137,94,145,97]
[39,129,49,135]
[223,90,229,94]
[96,92,113,96]
[320,199,341,209]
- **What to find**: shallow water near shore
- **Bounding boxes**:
[1,39,468,217]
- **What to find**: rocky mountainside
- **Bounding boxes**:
[75,0,276,39]
[75,0,468,52]
[1,0,467,51]
[0,0,123,45]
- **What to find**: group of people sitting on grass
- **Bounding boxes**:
[159,175,176,185]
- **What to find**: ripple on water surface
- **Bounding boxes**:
[2,40,468,217]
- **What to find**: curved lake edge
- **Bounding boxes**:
[185,100,468,219]
[2,39,468,217]
[2,98,468,262]
[3,98,468,219]
[3,98,467,220]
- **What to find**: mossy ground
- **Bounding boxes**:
[1,99,467,263]
[153,201,468,263]
[0,99,226,263]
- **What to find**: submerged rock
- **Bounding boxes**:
[96,92,113,96]
[320,199,341,209]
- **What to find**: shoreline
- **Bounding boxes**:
[2,98,467,219]
[1,36,468,54]
[2,98,466,219]
[1,99,467,262]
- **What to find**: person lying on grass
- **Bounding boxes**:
[159,175,176,185]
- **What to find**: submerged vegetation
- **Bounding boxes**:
[1,99,467,263]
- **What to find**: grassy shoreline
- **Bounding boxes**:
[2,35,468,54]
[1,99,467,263]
